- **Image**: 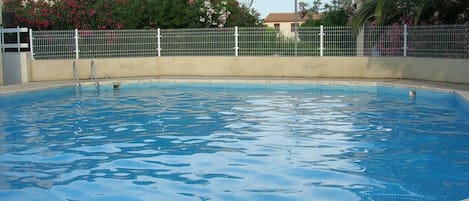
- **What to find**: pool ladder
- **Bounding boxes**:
[73,60,99,84]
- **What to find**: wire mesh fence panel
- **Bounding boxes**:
[32,30,75,60]
[238,27,276,56]
[29,25,469,59]
[160,28,235,56]
[363,26,404,57]
[407,25,469,58]
[79,29,158,59]
[297,27,321,56]
[238,27,284,56]
[323,26,356,56]
[238,27,320,56]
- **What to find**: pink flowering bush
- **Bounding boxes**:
[3,0,262,30]
[3,0,127,30]
[377,23,403,56]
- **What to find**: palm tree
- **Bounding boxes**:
[349,0,468,34]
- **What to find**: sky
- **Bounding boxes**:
[246,0,333,18]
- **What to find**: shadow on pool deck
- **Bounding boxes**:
[1,77,469,102]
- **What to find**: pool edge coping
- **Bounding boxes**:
[0,82,76,96]
[1,77,469,103]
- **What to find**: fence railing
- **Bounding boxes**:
[29,25,469,60]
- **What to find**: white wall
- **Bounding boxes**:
[3,52,30,85]
[29,56,469,84]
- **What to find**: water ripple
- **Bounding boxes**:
[0,84,468,201]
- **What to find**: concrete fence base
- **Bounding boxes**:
[28,56,469,84]
[2,52,31,85]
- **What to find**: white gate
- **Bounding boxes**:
[1,26,30,85]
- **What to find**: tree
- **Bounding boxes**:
[225,1,263,27]
[193,0,262,28]
[349,0,469,33]
[299,0,352,27]
[2,0,262,30]
[148,0,199,28]
[414,0,469,25]
[3,0,53,30]
[322,1,350,26]
[193,0,232,28]
[239,0,254,9]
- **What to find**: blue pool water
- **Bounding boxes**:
[0,83,468,201]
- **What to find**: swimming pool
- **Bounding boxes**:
[1,82,468,201]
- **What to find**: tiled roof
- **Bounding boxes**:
[264,13,322,23]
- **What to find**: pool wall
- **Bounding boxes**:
[29,56,469,84]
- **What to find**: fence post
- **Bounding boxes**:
[16,26,21,53]
[1,27,4,53]
[403,24,408,57]
[29,28,35,60]
[234,26,239,57]
[74,29,79,60]
[319,25,324,57]
[157,28,161,57]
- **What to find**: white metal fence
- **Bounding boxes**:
[1,27,30,53]
[161,28,235,56]
[29,25,468,60]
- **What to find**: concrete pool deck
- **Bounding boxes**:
[1,77,469,102]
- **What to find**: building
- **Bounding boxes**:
[264,12,322,38]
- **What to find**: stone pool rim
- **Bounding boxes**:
[1,77,469,103]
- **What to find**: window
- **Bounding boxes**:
[274,24,280,31]
[290,23,299,32]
